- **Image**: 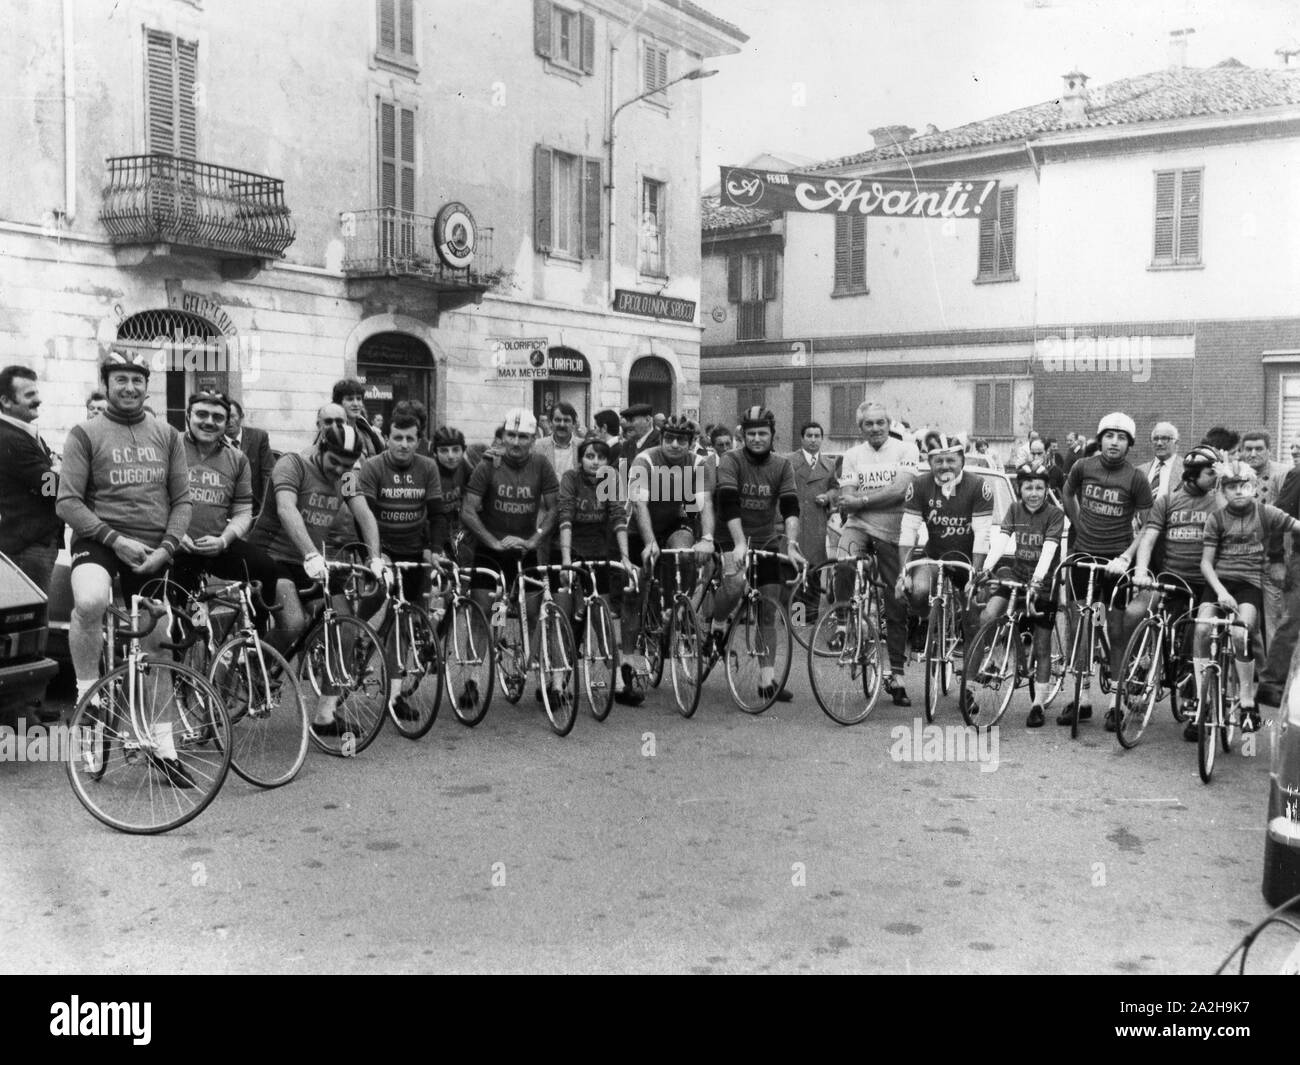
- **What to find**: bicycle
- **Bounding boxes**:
[656,547,706,718]
[371,559,444,740]
[1194,610,1246,784]
[789,558,840,651]
[698,547,800,715]
[437,559,499,727]
[959,575,1057,727]
[565,560,635,722]
[807,549,885,725]
[902,555,974,723]
[1055,554,1121,739]
[1114,573,1196,750]
[66,595,232,834]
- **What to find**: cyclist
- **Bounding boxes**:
[358,406,444,722]
[1125,443,1221,739]
[246,423,387,735]
[620,414,715,704]
[977,463,1065,727]
[709,405,805,703]
[1058,411,1154,729]
[836,401,918,706]
[895,431,993,715]
[1197,460,1300,733]
[430,425,473,558]
[56,351,192,705]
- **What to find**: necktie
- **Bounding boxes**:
[1149,460,1163,491]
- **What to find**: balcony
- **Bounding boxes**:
[341,207,497,317]
[100,154,295,267]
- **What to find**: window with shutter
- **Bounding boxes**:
[144,29,198,159]
[643,39,670,93]
[977,186,1016,281]
[376,0,418,73]
[1152,168,1202,266]
[535,146,601,259]
[377,101,416,259]
[638,179,665,275]
[972,380,1014,436]
[833,214,867,294]
[582,157,602,258]
[534,144,553,253]
[993,381,1012,435]
[973,382,992,436]
[538,3,594,76]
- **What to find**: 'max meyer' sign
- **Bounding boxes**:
[613,289,696,323]
[720,166,999,220]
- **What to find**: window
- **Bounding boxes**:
[1152,168,1202,266]
[534,145,602,258]
[973,381,1014,437]
[737,386,766,419]
[144,29,197,158]
[534,0,595,75]
[1279,373,1300,452]
[639,179,666,275]
[642,38,669,94]
[977,186,1017,281]
[833,214,866,294]
[727,249,776,341]
[378,100,416,258]
[376,0,418,73]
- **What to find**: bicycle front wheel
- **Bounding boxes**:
[808,602,882,725]
[1221,653,1239,754]
[582,597,618,722]
[444,598,494,727]
[1198,667,1219,783]
[640,591,665,689]
[388,604,444,740]
[1115,619,1162,751]
[495,611,527,705]
[302,614,389,757]
[1069,609,1090,739]
[668,596,704,718]
[960,616,1020,727]
[1042,609,1069,707]
[923,602,944,723]
[67,660,231,834]
[537,606,578,736]
[790,560,836,650]
[209,636,308,788]
[726,593,792,715]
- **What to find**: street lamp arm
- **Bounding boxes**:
[606,68,717,144]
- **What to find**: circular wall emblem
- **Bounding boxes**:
[529,348,546,369]
[434,202,477,269]
[711,306,727,323]
[724,168,765,207]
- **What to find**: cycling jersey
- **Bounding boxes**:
[466,451,559,541]
[358,451,442,555]
[838,437,917,543]
[714,447,797,545]
[628,445,700,540]
[1065,454,1153,557]
[997,500,1065,583]
[1144,486,1218,580]
[183,435,252,540]
[434,460,472,551]
[558,467,627,558]
[902,472,994,561]
[248,450,360,563]
[1203,502,1299,589]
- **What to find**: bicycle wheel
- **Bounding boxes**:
[1068,608,1090,739]
[1115,619,1162,751]
[536,606,578,737]
[726,593,792,715]
[640,590,665,689]
[444,597,494,727]
[1042,608,1069,707]
[66,660,231,834]
[495,610,527,705]
[387,604,443,740]
[808,602,882,725]
[790,560,836,650]
[668,596,704,719]
[960,616,1020,727]
[302,614,388,757]
[209,635,308,788]
[582,597,618,722]
[1221,652,1239,754]
[941,600,958,696]
[1198,666,1219,783]
[923,602,944,723]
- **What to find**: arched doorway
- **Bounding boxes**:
[628,355,673,415]
[533,347,592,427]
[117,309,230,430]
[357,332,435,431]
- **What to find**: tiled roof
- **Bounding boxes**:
[701,196,778,233]
[815,64,1300,171]
[658,0,749,43]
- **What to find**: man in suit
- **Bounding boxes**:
[787,421,838,617]
[1142,422,1180,500]
[1062,431,1085,474]
[614,403,659,467]
[0,365,62,590]
[225,398,275,516]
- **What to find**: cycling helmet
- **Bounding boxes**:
[186,389,231,415]
[1096,412,1136,444]
[739,405,776,431]
[100,348,152,381]
[661,414,697,440]
[922,431,965,458]
[501,407,538,435]
[1216,459,1257,485]
[1182,444,1221,478]
[431,425,466,449]
[1015,462,1050,485]
[318,423,365,461]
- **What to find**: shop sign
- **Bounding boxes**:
[719,166,999,221]
[613,290,696,323]
[490,337,549,379]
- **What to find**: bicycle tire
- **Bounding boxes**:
[923,602,943,723]
[444,597,494,727]
[1042,608,1069,707]
[495,610,526,705]
[536,606,578,736]
[726,593,792,715]
[941,598,957,696]
[387,603,444,740]
[302,614,389,757]
[1221,651,1239,754]
[1198,665,1219,783]
[640,588,666,689]
[66,660,231,834]
[960,616,1019,727]
[1115,619,1162,751]
[582,597,618,722]
[209,635,308,788]
[808,601,882,725]
[790,560,837,651]
[668,596,704,719]
[1070,608,1090,739]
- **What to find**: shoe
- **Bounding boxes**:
[883,676,911,707]
[1027,704,1045,728]
[1183,719,1199,742]
[544,687,566,709]
[758,684,794,702]
[960,689,978,720]
[457,680,480,711]
[311,717,351,737]
[151,755,195,790]
[1241,706,1261,733]
[708,631,727,660]
[1056,702,1089,726]
[614,663,644,706]
[390,694,419,721]
[827,627,846,653]
[907,615,928,654]
[1104,707,1120,732]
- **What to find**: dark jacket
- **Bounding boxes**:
[0,418,62,553]
[236,424,275,516]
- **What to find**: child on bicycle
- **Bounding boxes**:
[1197,460,1300,732]
[977,462,1064,727]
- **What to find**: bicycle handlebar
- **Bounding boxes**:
[903,558,975,577]
[106,597,171,642]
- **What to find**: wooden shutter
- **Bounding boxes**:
[973,382,991,435]
[1178,169,1201,262]
[582,157,602,258]
[580,13,595,73]
[993,382,1013,435]
[727,254,741,302]
[378,0,396,51]
[834,214,865,290]
[995,186,1016,276]
[656,46,668,91]
[379,101,397,208]
[145,29,177,156]
[534,145,553,252]
[176,39,197,159]
[1153,170,1176,262]
[762,249,777,300]
[534,0,552,59]
[398,0,415,56]
[978,201,996,276]
[644,41,666,92]
[399,107,415,212]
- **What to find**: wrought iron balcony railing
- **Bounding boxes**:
[101,154,295,258]
[342,207,495,288]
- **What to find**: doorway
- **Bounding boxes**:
[628,355,674,416]
[357,332,435,433]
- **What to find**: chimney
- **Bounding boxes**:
[870,124,917,148]
[1060,70,1089,126]
[1169,27,1195,70]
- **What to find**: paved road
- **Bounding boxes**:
[0,656,1288,974]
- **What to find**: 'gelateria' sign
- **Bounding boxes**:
[720,166,998,220]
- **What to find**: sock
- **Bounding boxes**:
[759,666,775,687]
[1192,657,1210,702]
[76,678,96,703]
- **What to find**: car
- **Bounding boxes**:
[0,551,60,724]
